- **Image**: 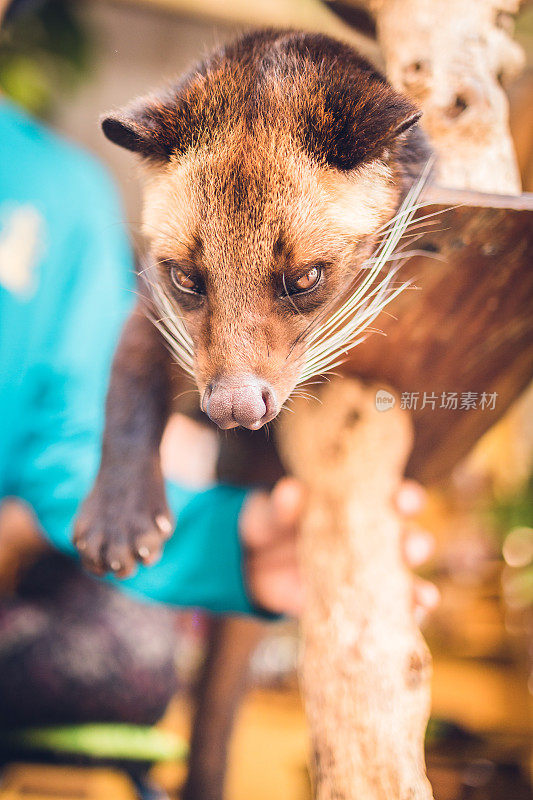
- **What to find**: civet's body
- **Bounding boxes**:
[74,30,430,575]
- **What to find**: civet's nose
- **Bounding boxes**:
[202,374,278,430]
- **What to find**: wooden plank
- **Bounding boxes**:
[343,189,533,482]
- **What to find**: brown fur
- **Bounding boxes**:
[103,30,429,406]
[102,30,421,170]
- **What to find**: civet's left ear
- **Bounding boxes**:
[306,72,423,171]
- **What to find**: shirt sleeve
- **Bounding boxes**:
[11,158,258,616]
[116,480,254,615]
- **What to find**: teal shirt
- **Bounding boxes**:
[0,100,253,614]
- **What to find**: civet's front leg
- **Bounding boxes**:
[74,301,174,576]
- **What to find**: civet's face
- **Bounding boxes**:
[102,31,423,429]
[142,137,399,428]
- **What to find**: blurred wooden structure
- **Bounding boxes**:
[349,186,533,484]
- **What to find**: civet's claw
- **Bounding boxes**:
[156,514,173,536]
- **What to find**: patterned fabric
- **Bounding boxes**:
[0,554,178,727]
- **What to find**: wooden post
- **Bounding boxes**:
[358,0,525,193]
[279,381,433,799]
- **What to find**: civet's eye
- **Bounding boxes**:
[170,264,203,295]
[286,265,323,295]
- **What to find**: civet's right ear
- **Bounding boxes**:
[101,92,181,161]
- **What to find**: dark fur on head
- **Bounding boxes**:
[102,30,426,175]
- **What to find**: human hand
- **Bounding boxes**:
[241,477,439,617]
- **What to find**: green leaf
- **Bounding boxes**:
[4,723,188,762]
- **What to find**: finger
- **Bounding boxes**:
[239,491,272,548]
[253,536,299,571]
[266,568,305,616]
[240,479,304,551]
[403,528,435,568]
[251,559,304,616]
[394,480,426,517]
[413,578,440,616]
[271,477,306,522]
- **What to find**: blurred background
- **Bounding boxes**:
[0,1,532,799]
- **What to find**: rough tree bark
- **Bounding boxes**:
[359,0,525,193]
[279,381,433,799]
[277,2,527,799]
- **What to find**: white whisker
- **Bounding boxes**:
[142,265,196,376]
[296,160,434,385]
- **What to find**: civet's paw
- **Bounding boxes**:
[73,478,172,578]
